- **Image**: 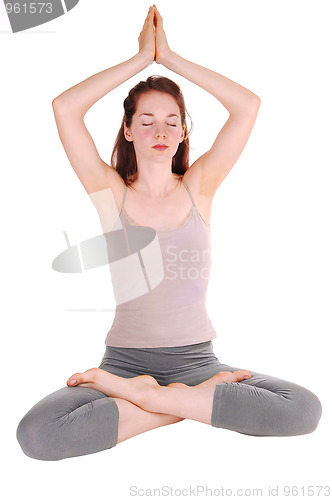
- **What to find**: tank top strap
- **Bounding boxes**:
[182,177,196,208]
[120,180,198,218]
[120,184,128,213]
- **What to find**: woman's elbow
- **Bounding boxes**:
[250,94,261,111]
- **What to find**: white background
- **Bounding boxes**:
[1,0,331,499]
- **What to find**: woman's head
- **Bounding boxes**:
[111,76,192,186]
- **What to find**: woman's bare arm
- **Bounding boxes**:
[52,53,151,117]
[52,7,155,195]
[153,5,260,197]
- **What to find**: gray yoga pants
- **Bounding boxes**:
[16,341,322,461]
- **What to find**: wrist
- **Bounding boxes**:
[135,50,154,69]
[159,50,178,68]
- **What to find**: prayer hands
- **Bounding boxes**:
[138,5,173,65]
[153,4,172,64]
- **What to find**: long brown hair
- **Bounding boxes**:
[111,75,193,187]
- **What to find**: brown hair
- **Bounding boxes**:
[110,75,193,187]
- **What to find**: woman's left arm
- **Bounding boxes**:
[153,5,261,195]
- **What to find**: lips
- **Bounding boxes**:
[152,144,169,151]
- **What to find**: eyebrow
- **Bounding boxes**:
[139,113,179,118]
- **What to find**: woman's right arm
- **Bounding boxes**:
[52,6,155,195]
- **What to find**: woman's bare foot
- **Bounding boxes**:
[66,368,159,407]
[144,369,253,423]
[66,367,252,424]
[167,369,251,389]
[66,367,251,405]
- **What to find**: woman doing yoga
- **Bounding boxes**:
[16,5,322,461]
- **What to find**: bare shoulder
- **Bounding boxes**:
[83,163,128,233]
[84,160,126,210]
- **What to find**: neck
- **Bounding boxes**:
[133,161,181,198]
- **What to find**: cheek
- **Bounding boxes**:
[142,129,153,140]
[135,129,152,143]
[172,129,183,142]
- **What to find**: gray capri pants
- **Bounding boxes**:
[16,341,322,461]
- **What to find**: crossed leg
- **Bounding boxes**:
[112,397,184,443]
[66,367,252,432]
[17,363,321,460]
[16,364,251,460]
[67,366,322,439]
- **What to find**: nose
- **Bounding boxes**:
[154,124,167,139]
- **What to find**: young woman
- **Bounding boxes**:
[16,5,322,461]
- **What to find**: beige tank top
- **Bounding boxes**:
[104,177,217,348]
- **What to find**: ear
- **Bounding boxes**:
[179,126,185,143]
[124,123,133,142]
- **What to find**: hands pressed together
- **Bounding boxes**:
[138,4,172,65]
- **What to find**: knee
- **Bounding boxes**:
[17,412,42,460]
[290,386,322,436]
[17,402,87,461]
[16,411,54,461]
[16,388,119,461]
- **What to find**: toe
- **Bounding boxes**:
[67,373,82,386]
[233,369,251,381]
[66,368,99,387]
[241,369,251,379]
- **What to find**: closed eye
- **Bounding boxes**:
[142,123,177,127]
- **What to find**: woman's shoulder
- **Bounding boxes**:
[87,167,127,220]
